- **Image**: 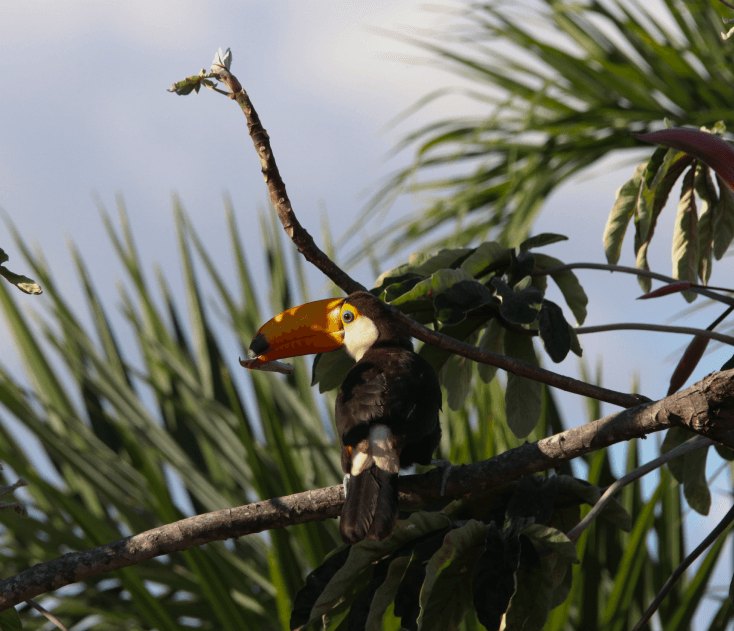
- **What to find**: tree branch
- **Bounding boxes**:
[533,263,734,308]
[210,66,646,409]
[2,369,733,611]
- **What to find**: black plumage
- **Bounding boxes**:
[336,292,442,544]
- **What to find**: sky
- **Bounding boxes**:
[1,0,733,626]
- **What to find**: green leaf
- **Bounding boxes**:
[695,164,717,285]
[472,520,524,631]
[442,344,476,411]
[0,607,22,631]
[417,520,488,631]
[460,241,511,277]
[311,347,355,393]
[504,333,542,438]
[671,166,698,302]
[521,523,578,563]
[291,547,352,629]
[309,513,450,626]
[506,475,558,526]
[604,163,645,264]
[538,300,572,363]
[532,253,588,325]
[476,319,505,383]
[519,233,568,252]
[661,427,711,515]
[0,248,8,264]
[491,278,543,325]
[713,183,734,260]
[635,150,695,291]
[434,280,498,325]
[390,269,475,307]
[366,556,411,631]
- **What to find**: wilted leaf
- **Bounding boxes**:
[671,166,698,302]
[638,281,692,299]
[695,164,717,284]
[604,164,645,265]
[667,335,709,395]
[634,149,695,292]
[0,266,42,294]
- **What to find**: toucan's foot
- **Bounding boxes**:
[431,459,453,496]
[343,473,351,498]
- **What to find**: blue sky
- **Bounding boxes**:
[1,0,733,624]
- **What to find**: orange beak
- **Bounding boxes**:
[247,298,346,367]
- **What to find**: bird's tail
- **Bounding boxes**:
[340,426,399,544]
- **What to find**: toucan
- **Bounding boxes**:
[246,291,442,544]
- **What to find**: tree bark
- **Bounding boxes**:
[1,368,732,611]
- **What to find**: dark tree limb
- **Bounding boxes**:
[2,369,733,611]
[210,66,646,410]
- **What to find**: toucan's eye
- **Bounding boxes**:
[342,310,355,324]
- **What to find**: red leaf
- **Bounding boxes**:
[637,282,692,299]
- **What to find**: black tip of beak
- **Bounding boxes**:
[248,333,270,359]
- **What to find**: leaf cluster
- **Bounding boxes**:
[604,123,734,299]
[315,233,587,438]
[291,474,630,631]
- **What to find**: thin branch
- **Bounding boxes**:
[533,263,734,308]
[210,67,645,409]
[566,436,712,542]
[24,599,70,631]
[632,503,734,631]
[575,323,734,346]
[2,369,734,611]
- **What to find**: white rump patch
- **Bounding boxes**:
[349,425,399,476]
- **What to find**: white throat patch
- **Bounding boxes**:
[342,316,379,361]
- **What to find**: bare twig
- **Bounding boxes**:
[209,67,646,409]
[575,323,734,347]
[632,503,734,631]
[533,263,734,308]
[566,436,712,542]
[2,369,733,611]
[24,599,70,631]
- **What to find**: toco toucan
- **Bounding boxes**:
[247,291,442,544]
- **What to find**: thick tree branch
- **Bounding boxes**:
[209,67,645,409]
[2,369,733,611]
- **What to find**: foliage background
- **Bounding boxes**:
[1,0,734,628]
